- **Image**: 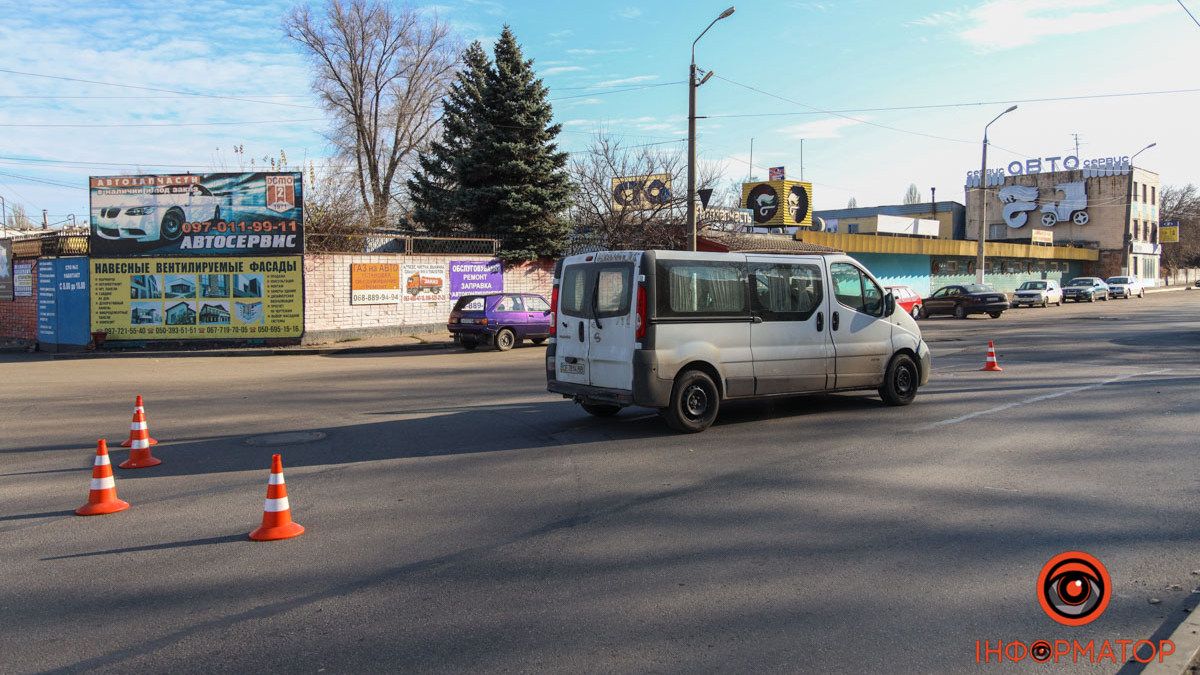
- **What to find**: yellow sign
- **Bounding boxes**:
[1031,229,1054,244]
[741,180,813,227]
[611,173,672,211]
[90,256,303,339]
[351,263,401,305]
[1160,225,1179,243]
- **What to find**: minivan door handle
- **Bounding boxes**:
[816,312,824,331]
[577,321,585,343]
[831,311,840,331]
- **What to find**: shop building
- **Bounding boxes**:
[965,157,1160,284]
[814,201,966,240]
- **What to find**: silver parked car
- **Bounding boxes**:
[1011,280,1063,308]
[1105,276,1145,299]
[1062,277,1110,303]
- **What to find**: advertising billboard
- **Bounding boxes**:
[89,173,303,257]
[741,180,813,227]
[38,257,91,350]
[1161,221,1180,244]
[611,174,672,211]
[350,263,402,305]
[13,261,33,297]
[402,260,447,303]
[90,256,302,339]
[449,259,503,299]
[0,239,12,300]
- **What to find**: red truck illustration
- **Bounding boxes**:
[406,273,443,296]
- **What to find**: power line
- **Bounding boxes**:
[1179,0,1200,28]
[0,118,325,128]
[705,86,1200,119]
[0,68,321,110]
[711,74,1033,157]
[549,81,685,101]
[0,171,88,190]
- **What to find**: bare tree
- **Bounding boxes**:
[847,197,857,208]
[6,203,33,230]
[285,0,458,227]
[1160,183,1200,273]
[568,136,722,250]
[903,183,921,205]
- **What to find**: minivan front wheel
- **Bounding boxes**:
[663,370,720,433]
[879,353,919,406]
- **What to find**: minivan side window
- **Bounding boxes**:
[830,262,884,316]
[750,262,823,321]
[656,261,748,318]
[560,265,588,317]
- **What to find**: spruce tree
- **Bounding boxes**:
[408,41,491,231]
[469,26,572,260]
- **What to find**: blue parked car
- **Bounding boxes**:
[448,293,552,351]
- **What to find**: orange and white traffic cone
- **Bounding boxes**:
[119,397,161,469]
[120,395,158,448]
[249,454,305,541]
[76,439,130,516]
[981,340,1003,372]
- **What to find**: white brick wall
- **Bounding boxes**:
[302,253,553,343]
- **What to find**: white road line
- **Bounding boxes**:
[920,368,1172,430]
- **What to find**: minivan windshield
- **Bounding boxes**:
[1019,281,1047,290]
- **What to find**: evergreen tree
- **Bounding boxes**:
[468,26,572,260]
[408,41,491,231]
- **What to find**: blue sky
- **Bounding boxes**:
[0,0,1197,225]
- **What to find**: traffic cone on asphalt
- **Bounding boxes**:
[119,397,161,469]
[981,340,1003,372]
[249,454,305,541]
[120,395,158,448]
[76,439,130,516]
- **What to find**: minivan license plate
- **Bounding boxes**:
[560,362,585,375]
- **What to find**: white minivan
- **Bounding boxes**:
[546,250,931,432]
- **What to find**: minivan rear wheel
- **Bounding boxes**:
[663,370,719,433]
[879,353,919,406]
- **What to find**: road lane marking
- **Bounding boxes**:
[920,368,1172,429]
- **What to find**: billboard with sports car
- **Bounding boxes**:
[89,172,303,257]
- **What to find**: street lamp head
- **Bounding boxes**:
[1004,104,1018,114]
[719,6,736,19]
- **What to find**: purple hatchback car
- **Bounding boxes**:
[448,293,552,351]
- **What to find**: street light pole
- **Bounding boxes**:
[1124,142,1156,277]
[976,104,1018,284]
[687,6,735,252]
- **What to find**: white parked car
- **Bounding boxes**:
[546,250,930,432]
[1010,280,1063,308]
[92,185,222,243]
[1105,276,1145,299]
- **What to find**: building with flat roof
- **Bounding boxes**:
[965,159,1160,283]
[814,201,966,240]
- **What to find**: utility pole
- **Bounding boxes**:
[1072,133,1081,159]
[748,137,754,181]
[977,105,1018,284]
[800,139,804,181]
[687,6,735,252]
[42,209,48,229]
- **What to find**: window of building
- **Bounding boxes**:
[1142,184,1147,203]
[1133,220,1141,240]
[1151,223,1158,244]
[847,223,860,234]
[1151,186,1156,205]
[988,224,1006,240]
[1133,181,1138,201]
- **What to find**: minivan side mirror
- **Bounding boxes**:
[884,291,896,317]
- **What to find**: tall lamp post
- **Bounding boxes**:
[1125,142,1156,277]
[688,6,735,252]
[976,105,1018,283]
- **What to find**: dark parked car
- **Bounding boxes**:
[1062,277,1110,303]
[919,284,1009,319]
[448,293,552,351]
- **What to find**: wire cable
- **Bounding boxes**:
[1178,0,1200,28]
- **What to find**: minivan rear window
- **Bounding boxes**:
[657,261,748,318]
[560,265,588,317]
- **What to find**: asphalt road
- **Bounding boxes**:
[2,291,1198,673]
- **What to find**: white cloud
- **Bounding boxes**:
[616,7,643,19]
[541,65,586,76]
[779,117,867,139]
[910,0,1177,52]
[593,75,659,88]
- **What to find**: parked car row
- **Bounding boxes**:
[882,275,1150,322]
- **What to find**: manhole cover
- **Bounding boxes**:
[244,431,327,446]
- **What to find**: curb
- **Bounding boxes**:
[50,340,458,360]
[1139,589,1200,675]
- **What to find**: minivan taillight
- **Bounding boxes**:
[549,284,559,337]
[635,284,646,340]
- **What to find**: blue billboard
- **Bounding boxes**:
[38,257,91,351]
